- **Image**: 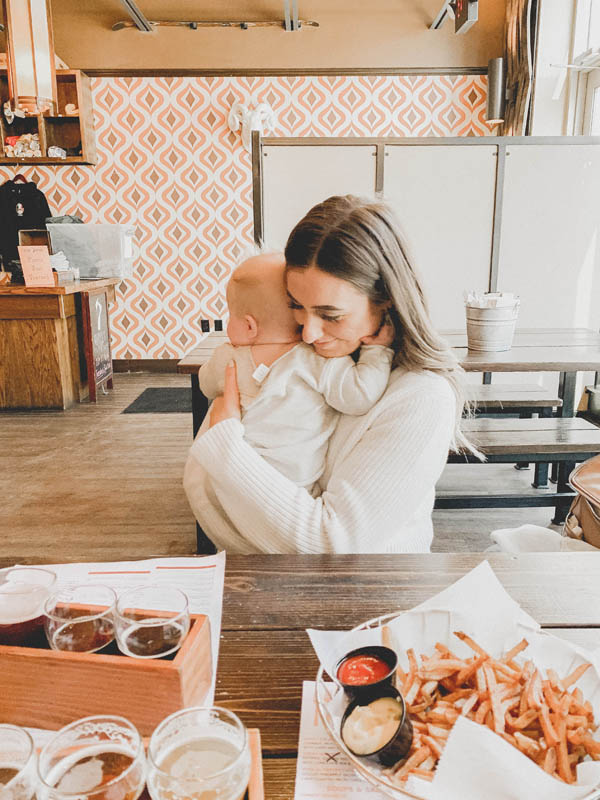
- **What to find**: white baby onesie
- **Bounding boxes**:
[198,341,393,490]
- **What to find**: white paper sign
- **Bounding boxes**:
[294,681,385,799]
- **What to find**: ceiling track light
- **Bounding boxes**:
[118,0,153,32]
[486,58,506,124]
[112,18,319,32]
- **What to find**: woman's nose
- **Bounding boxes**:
[301,314,323,343]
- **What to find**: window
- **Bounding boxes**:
[573,0,600,133]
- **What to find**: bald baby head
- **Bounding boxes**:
[226,253,301,345]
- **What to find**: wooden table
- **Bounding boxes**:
[216,553,600,797]
[178,328,600,431]
[445,328,600,417]
[0,278,118,408]
[2,552,600,797]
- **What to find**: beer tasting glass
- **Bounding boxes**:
[0,567,56,646]
[36,715,146,800]
[0,725,36,800]
[147,707,251,800]
[44,585,116,653]
[114,586,190,659]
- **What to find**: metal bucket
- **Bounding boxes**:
[588,386,600,418]
[466,304,519,352]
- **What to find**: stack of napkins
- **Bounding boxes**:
[50,250,79,283]
[464,290,519,309]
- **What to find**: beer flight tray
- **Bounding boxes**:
[0,611,212,735]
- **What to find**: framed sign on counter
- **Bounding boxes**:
[81,288,113,402]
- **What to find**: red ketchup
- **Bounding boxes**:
[337,654,391,686]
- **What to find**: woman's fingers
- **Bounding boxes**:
[209,361,241,427]
[361,319,395,347]
[223,360,240,409]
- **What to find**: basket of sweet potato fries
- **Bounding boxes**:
[313,565,600,800]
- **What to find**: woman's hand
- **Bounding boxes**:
[360,313,395,347]
[209,361,241,427]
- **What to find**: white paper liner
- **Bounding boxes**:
[464,290,520,309]
[310,562,600,800]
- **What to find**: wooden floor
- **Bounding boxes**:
[0,373,561,563]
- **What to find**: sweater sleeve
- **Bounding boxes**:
[318,345,394,415]
[198,343,235,400]
[184,375,455,553]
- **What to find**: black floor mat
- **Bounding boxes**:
[122,387,192,414]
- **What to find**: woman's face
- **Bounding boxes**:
[286,266,384,357]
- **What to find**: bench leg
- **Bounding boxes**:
[552,461,575,525]
[515,411,532,470]
[191,374,209,439]
[533,408,552,487]
[533,462,549,489]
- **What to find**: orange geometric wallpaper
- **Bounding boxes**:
[0,75,488,359]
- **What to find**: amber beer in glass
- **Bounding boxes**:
[37,716,146,800]
[0,567,56,645]
[147,707,250,800]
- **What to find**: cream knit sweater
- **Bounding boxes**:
[183,368,456,554]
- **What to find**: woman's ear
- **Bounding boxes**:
[245,315,259,340]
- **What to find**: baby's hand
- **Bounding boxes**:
[360,315,395,348]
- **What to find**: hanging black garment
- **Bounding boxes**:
[0,179,52,267]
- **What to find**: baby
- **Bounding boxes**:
[197,252,394,492]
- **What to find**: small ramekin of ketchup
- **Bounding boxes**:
[335,645,397,699]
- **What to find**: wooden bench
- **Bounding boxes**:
[436,417,600,523]
[466,383,563,472]
[467,383,562,416]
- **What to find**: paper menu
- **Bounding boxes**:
[18,245,54,287]
[308,562,600,800]
[8,553,226,703]
[295,681,386,799]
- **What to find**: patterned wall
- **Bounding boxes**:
[0,75,488,359]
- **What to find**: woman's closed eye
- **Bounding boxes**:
[289,300,343,324]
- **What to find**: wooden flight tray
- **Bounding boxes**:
[0,612,212,736]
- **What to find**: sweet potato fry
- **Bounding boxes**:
[504,638,529,662]
[392,746,432,780]
[410,768,435,781]
[539,705,559,748]
[454,631,489,658]
[375,635,598,786]
[543,746,557,775]
[562,663,592,690]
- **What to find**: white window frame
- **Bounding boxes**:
[570,0,600,133]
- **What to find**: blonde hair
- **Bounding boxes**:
[227,252,299,341]
[284,195,479,456]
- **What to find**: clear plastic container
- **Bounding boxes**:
[47,224,135,279]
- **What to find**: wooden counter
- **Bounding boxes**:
[0,279,119,409]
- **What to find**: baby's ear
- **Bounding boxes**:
[245,315,259,340]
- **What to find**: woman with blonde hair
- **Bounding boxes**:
[184,195,472,553]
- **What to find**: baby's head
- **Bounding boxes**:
[226,252,301,346]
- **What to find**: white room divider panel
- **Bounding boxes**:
[498,143,600,330]
[262,144,376,250]
[383,144,497,329]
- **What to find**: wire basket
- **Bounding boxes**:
[314,610,600,800]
